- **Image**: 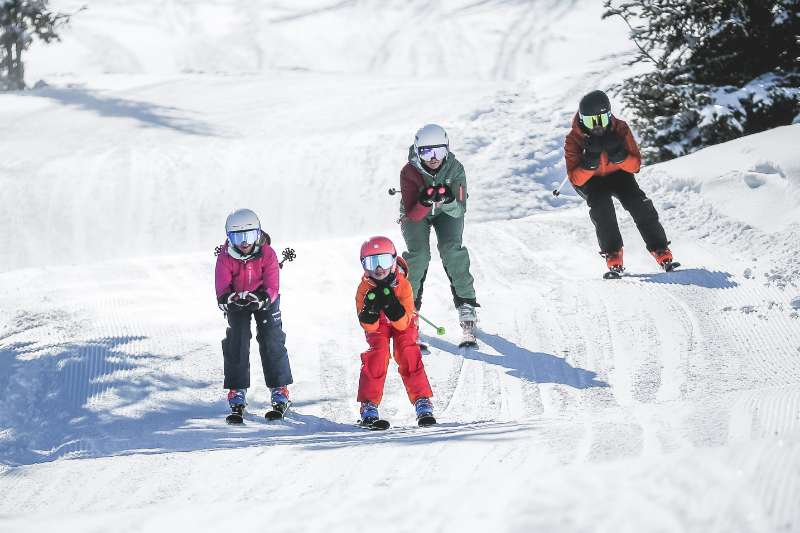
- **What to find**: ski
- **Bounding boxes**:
[417,415,437,427]
[226,405,245,425]
[358,418,390,431]
[265,402,290,421]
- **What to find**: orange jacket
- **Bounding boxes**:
[355,258,416,333]
[564,114,642,187]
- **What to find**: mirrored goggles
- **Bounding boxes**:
[418,145,448,162]
[580,111,611,130]
[361,253,396,272]
[228,229,260,247]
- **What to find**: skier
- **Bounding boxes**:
[399,123,479,343]
[215,208,293,423]
[355,236,436,428]
[564,90,677,277]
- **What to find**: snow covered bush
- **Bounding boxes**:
[0,0,74,90]
[603,0,800,163]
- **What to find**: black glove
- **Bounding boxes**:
[382,288,405,321]
[217,292,236,313]
[437,184,455,204]
[418,184,454,206]
[231,291,267,312]
[418,186,437,207]
[581,134,603,170]
[603,132,628,164]
[358,289,385,324]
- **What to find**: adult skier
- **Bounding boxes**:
[355,236,435,428]
[564,90,677,277]
[399,123,479,342]
[214,208,293,423]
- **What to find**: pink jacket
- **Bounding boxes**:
[214,243,280,303]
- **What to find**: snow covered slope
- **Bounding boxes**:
[1,1,800,532]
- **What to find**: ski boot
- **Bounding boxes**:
[651,247,680,272]
[601,249,624,279]
[226,389,247,425]
[266,386,290,420]
[359,401,389,430]
[414,397,436,427]
[457,303,478,348]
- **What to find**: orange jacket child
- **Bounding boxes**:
[355,236,435,428]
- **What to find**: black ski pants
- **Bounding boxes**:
[577,170,669,254]
[221,296,293,390]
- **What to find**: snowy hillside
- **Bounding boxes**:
[2,1,800,532]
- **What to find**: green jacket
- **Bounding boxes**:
[400,146,468,220]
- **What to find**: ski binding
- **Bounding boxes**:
[417,415,437,427]
[358,418,390,431]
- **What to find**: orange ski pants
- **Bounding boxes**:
[357,320,432,405]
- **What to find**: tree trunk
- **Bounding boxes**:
[12,40,24,90]
[3,44,12,90]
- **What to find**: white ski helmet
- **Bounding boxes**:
[414,124,449,151]
[225,208,260,234]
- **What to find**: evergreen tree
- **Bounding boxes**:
[603,0,800,163]
[0,0,73,90]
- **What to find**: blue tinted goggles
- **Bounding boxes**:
[361,253,395,272]
[228,229,260,247]
[418,145,448,161]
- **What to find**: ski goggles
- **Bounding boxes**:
[580,111,611,130]
[228,229,260,247]
[361,253,396,272]
[418,145,448,162]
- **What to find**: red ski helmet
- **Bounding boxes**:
[360,236,397,273]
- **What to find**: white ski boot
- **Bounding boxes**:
[457,303,478,348]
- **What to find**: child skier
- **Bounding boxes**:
[215,208,293,423]
[399,123,479,345]
[564,90,678,278]
[355,236,436,428]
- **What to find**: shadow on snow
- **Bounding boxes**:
[629,268,737,289]
[421,332,608,389]
[0,336,517,468]
[25,86,219,136]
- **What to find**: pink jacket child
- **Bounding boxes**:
[214,208,293,421]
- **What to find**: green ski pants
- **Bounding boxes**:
[401,212,476,308]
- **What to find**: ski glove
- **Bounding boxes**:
[382,289,405,321]
[581,134,603,170]
[603,133,628,164]
[218,292,237,313]
[358,289,385,324]
[418,184,455,207]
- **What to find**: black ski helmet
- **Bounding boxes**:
[579,90,611,116]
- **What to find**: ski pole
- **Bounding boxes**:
[552,175,570,197]
[417,313,445,335]
[388,187,399,195]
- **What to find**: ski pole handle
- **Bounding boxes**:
[552,175,570,197]
[388,187,399,195]
[417,313,445,335]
